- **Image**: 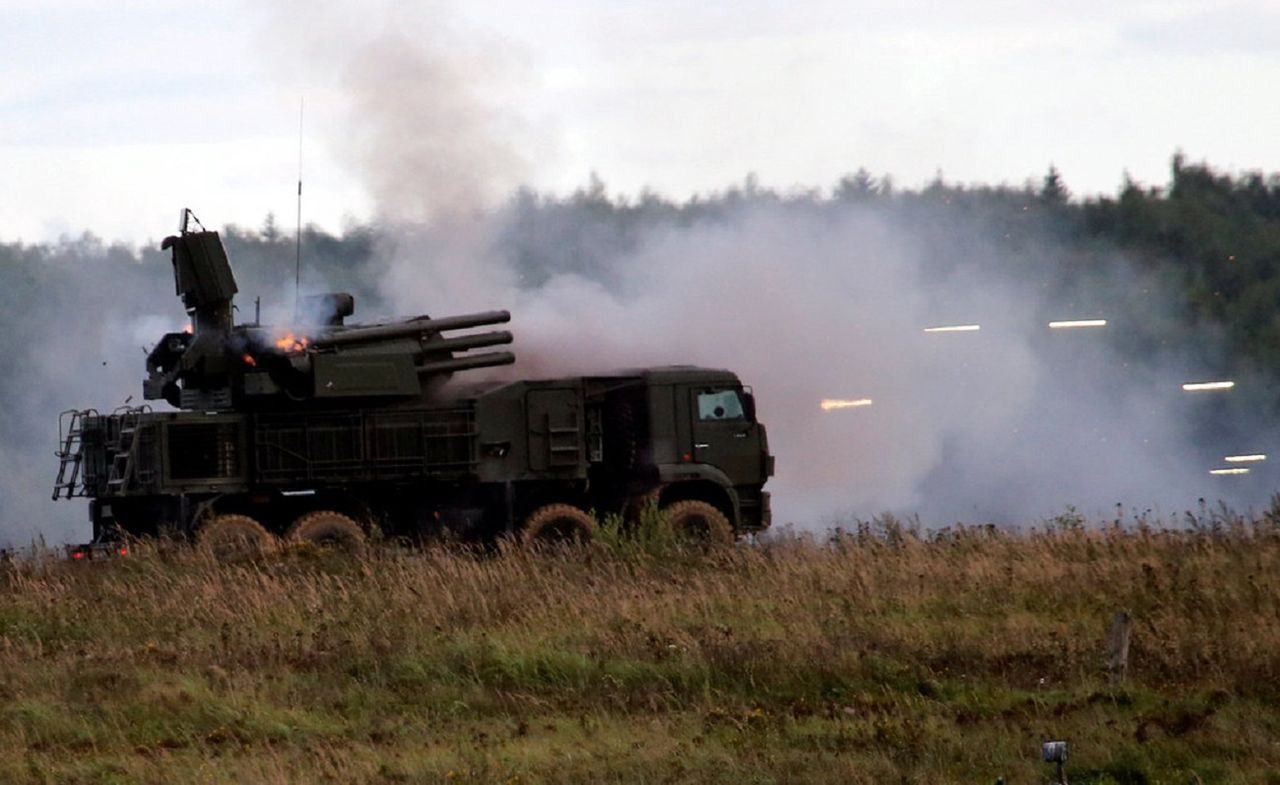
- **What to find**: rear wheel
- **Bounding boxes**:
[521,504,596,547]
[287,510,366,551]
[663,500,734,546]
[198,514,277,560]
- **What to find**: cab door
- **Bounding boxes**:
[686,386,764,484]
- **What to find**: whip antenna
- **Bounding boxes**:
[294,96,304,319]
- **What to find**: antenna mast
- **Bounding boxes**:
[294,97,304,319]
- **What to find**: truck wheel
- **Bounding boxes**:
[198,514,277,560]
[663,500,734,546]
[287,510,366,551]
[522,504,596,547]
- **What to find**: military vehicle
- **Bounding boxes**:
[52,210,773,553]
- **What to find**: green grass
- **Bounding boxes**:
[3,515,1280,783]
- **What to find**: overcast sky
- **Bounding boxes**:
[2,0,1278,244]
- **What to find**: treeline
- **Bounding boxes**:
[496,155,1280,390]
[5,154,1280,441]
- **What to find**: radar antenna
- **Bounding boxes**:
[294,96,304,319]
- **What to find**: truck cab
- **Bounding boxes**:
[630,367,773,531]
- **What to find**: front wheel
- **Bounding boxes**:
[663,500,734,546]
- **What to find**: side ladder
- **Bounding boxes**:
[106,406,149,492]
[53,409,93,500]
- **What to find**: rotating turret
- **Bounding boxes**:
[143,209,515,411]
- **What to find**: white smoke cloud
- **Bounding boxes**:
[379,200,1252,527]
[0,245,176,547]
[284,1,1268,529]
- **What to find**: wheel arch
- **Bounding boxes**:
[510,480,591,523]
[192,488,377,536]
[655,469,739,528]
[302,490,377,530]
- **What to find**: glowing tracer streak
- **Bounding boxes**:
[922,324,980,333]
[1048,319,1107,328]
[820,399,873,411]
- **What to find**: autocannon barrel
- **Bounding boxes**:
[314,310,511,348]
[416,351,516,375]
[419,330,513,354]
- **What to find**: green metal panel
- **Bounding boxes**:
[312,353,421,398]
[525,388,583,472]
[648,384,680,464]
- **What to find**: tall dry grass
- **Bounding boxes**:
[2,514,1279,783]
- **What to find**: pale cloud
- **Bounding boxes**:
[2,0,1279,242]
[1122,2,1280,55]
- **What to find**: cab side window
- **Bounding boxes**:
[697,389,745,421]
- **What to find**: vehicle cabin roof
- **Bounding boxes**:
[445,366,742,402]
[598,366,741,386]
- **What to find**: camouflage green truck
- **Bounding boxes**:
[52,212,773,553]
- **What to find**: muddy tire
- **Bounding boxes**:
[287,510,366,551]
[198,514,277,560]
[521,504,596,547]
[663,500,735,546]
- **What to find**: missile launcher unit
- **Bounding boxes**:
[143,212,515,411]
[53,211,773,552]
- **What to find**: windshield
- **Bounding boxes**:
[697,389,745,421]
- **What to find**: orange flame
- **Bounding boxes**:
[242,354,257,367]
[274,332,310,353]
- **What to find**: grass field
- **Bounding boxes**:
[3,510,1280,784]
